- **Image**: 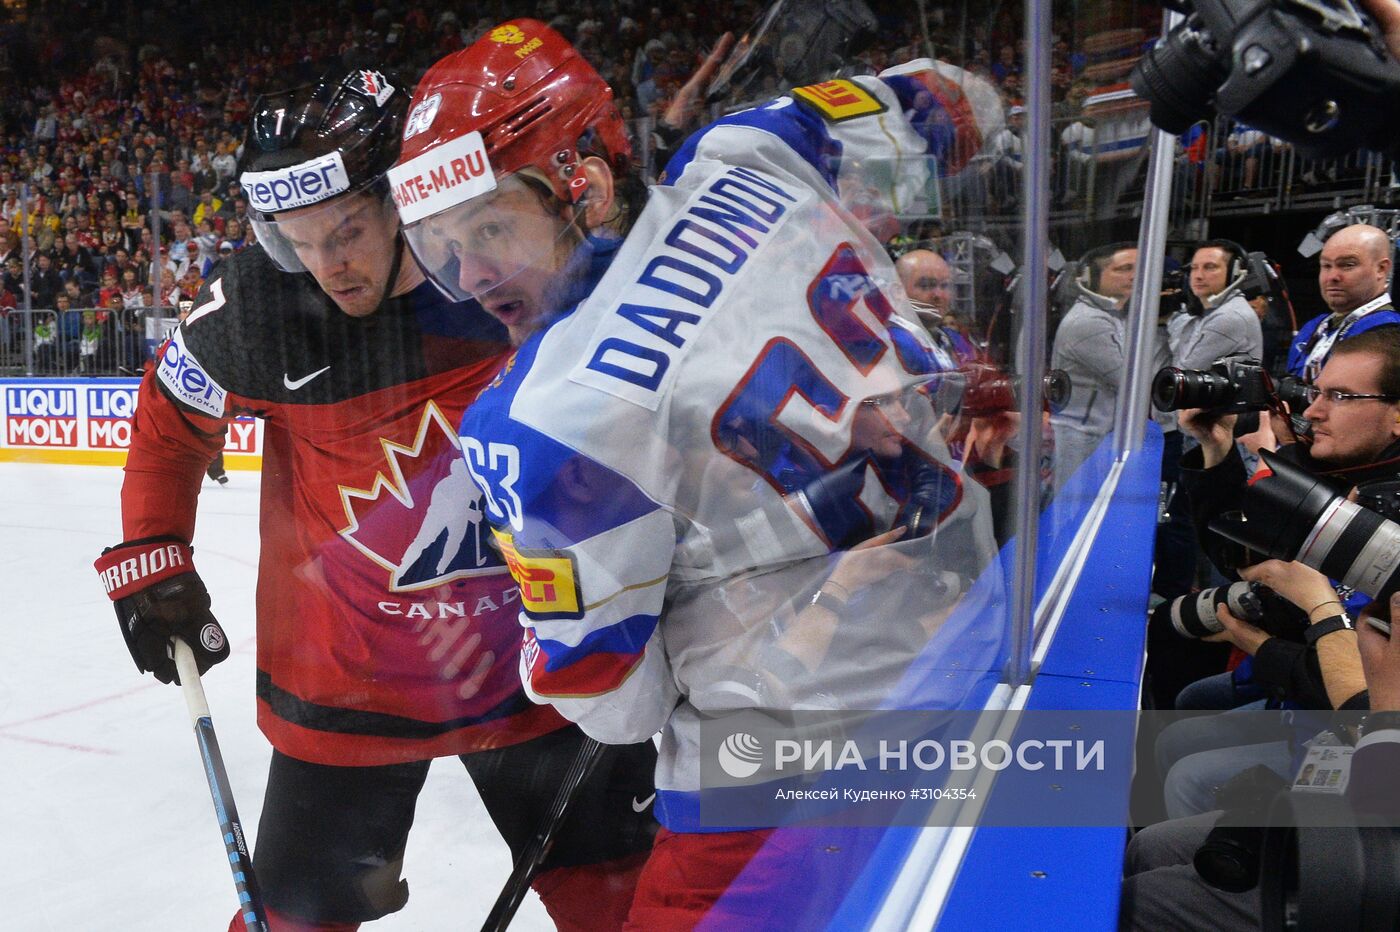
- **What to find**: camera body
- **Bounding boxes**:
[1131,0,1400,157]
[1152,353,1275,414]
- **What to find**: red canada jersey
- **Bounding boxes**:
[122,245,565,766]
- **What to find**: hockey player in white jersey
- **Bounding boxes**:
[390,19,1006,926]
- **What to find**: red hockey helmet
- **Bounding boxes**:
[388,20,631,303]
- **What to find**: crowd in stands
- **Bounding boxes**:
[0,0,1153,375]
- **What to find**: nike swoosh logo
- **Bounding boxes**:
[283,366,331,391]
[631,793,656,813]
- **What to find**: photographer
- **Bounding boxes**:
[1121,594,1388,932]
[1154,551,1371,820]
[1175,329,1400,694]
[1286,223,1398,381]
[1167,241,1264,376]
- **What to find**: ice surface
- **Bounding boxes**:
[0,463,550,930]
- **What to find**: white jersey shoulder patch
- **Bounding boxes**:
[157,327,227,419]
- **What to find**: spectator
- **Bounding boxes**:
[895,247,977,364]
[168,219,194,264]
[221,217,246,251]
[30,200,59,253]
[1287,223,1399,380]
[987,103,1024,209]
[209,139,236,187]
[33,312,59,372]
[194,218,219,255]
[119,268,143,308]
[0,277,15,351]
[78,308,106,374]
[120,191,146,241]
[97,267,121,308]
[29,252,63,308]
[62,277,89,310]
[54,231,95,287]
[53,291,81,369]
[192,187,223,227]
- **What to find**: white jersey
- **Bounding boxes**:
[460,63,1004,830]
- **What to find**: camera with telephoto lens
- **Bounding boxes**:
[1210,453,1400,634]
[1152,353,1274,413]
[1129,1,1400,158]
[1160,580,1260,638]
[959,363,1072,418]
[1155,579,1304,639]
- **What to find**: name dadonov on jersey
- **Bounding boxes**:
[571,164,807,409]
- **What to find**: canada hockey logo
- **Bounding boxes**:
[359,70,394,107]
[339,401,503,591]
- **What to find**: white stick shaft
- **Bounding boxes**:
[173,638,210,723]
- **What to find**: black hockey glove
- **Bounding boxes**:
[94,537,229,684]
[896,458,958,539]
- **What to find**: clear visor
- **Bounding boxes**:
[248,184,397,274]
[402,174,587,307]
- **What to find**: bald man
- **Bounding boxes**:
[1288,223,1400,379]
[896,248,978,363]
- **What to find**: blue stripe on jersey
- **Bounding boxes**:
[662,99,844,192]
[535,610,660,672]
[460,321,661,548]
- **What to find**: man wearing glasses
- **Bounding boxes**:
[1184,327,1400,478]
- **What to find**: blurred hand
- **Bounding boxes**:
[1358,593,1400,711]
[662,32,736,132]
[1204,605,1271,655]
[1237,559,1337,618]
[966,411,1019,468]
[1237,412,1278,458]
[827,526,911,593]
[1267,409,1299,447]
[1178,406,1236,467]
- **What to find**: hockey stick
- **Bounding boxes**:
[479,735,610,932]
[173,639,270,932]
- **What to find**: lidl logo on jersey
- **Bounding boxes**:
[792,79,887,123]
[5,385,78,447]
[491,530,583,620]
[339,401,504,591]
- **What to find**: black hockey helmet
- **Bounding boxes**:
[240,67,410,272]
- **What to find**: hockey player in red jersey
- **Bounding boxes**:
[92,68,655,931]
